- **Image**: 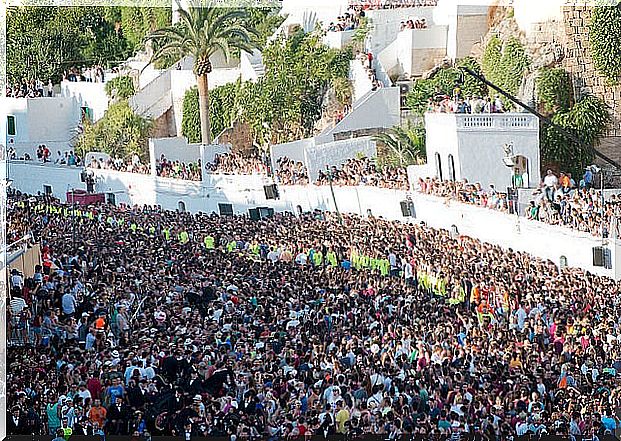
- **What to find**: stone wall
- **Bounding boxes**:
[214,120,254,153]
[561,6,621,160]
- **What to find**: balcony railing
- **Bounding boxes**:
[455,113,538,130]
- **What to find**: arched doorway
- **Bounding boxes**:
[448,154,456,181]
[512,155,528,188]
[435,152,443,181]
[178,201,186,212]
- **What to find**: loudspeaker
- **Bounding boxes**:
[593,246,605,267]
[80,170,87,183]
[259,207,274,218]
[264,184,279,200]
[218,203,233,216]
[400,200,414,217]
[248,208,260,221]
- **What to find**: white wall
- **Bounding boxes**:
[11,160,621,279]
[270,138,312,171]
[366,7,437,56]
[280,0,350,31]
[2,97,81,157]
[425,112,540,189]
[149,137,202,176]
[316,87,400,144]
[270,136,376,182]
[60,81,109,122]
[396,27,448,76]
[349,60,374,103]
[306,137,377,182]
[323,30,355,49]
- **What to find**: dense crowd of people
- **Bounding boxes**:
[88,155,150,175]
[316,157,409,191]
[156,155,202,181]
[274,157,309,186]
[7,189,621,440]
[417,177,511,213]
[524,168,621,238]
[205,152,269,175]
[6,79,54,98]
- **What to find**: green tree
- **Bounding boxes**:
[146,0,257,145]
[373,123,426,167]
[76,100,153,159]
[541,95,610,175]
[589,5,621,85]
[7,6,131,84]
[104,75,135,100]
[405,58,487,115]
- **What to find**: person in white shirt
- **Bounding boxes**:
[295,252,308,265]
[402,258,413,286]
[543,170,558,201]
[267,248,280,263]
[11,270,24,291]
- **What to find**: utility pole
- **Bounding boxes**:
[326,165,342,224]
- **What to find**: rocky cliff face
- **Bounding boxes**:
[473,6,621,162]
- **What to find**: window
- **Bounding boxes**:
[81,107,92,123]
[448,154,456,181]
[435,153,443,181]
[43,185,52,195]
[7,116,16,136]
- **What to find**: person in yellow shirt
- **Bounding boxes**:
[335,401,350,434]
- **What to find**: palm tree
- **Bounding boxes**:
[373,123,426,167]
[146,0,257,145]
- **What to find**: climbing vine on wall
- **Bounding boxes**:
[589,5,621,85]
[535,67,573,115]
[481,35,530,108]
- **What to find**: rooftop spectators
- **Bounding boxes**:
[350,0,438,9]
[63,65,106,83]
[316,157,409,190]
[399,17,428,30]
[7,191,621,439]
[326,6,365,32]
[156,155,202,181]
[274,157,309,185]
[427,93,505,114]
[89,155,150,175]
[525,168,621,237]
[6,79,54,98]
[205,152,269,175]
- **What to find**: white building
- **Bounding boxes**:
[2,97,81,158]
[421,112,541,191]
